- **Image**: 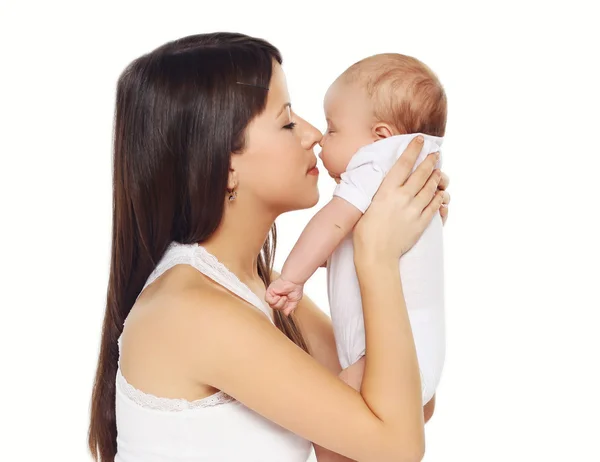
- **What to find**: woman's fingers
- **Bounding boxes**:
[403,151,439,197]
[439,190,450,225]
[422,190,445,224]
[414,169,442,211]
[438,171,449,191]
[441,190,450,206]
[378,136,425,193]
[440,203,448,225]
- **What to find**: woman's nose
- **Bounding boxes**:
[299,117,323,150]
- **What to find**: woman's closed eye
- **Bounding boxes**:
[283,122,297,130]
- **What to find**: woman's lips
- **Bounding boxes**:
[307,167,319,176]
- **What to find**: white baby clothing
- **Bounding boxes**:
[115,242,312,462]
[329,133,446,405]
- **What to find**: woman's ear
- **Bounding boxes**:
[227,165,238,191]
[372,123,395,140]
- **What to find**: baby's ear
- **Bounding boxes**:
[372,123,394,140]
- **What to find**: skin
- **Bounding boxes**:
[119,63,448,462]
[320,79,398,183]
[320,78,451,216]
[267,78,448,316]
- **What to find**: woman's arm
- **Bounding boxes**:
[184,284,421,462]
[291,283,435,420]
[292,289,435,462]
[185,138,443,462]
[292,292,357,462]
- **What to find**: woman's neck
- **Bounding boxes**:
[200,203,276,284]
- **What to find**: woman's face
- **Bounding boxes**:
[233,63,322,215]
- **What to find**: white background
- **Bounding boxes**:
[1,1,599,460]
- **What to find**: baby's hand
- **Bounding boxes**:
[265,277,304,317]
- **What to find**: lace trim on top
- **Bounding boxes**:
[139,242,273,322]
[118,241,272,411]
[116,368,236,411]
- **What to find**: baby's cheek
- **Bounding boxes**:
[342,147,357,168]
[326,135,361,175]
[337,139,360,170]
[335,154,352,177]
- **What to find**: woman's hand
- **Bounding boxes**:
[353,136,445,262]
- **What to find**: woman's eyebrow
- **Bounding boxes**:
[277,102,291,117]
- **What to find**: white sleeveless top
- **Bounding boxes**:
[115,242,312,462]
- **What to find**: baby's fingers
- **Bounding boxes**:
[273,296,288,311]
[265,288,280,305]
[283,302,298,317]
[266,295,280,307]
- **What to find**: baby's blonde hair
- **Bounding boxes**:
[339,53,447,137]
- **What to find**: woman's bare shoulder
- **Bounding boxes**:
[124,264,221,335]
[122,266,271,373]
[119,265,272,399]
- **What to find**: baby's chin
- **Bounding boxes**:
[327,171,342,184]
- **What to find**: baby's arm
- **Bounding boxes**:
[282,196,363,283]
[266,197,362,314]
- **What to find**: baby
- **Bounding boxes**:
[265,53,446,406]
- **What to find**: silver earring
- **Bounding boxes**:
[228,190,238,202]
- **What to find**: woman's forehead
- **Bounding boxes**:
[267,64,291,112]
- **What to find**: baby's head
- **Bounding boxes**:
[320,53,447,182]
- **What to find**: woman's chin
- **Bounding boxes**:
[298,188,320,210]
[301,188,320,209]
[278,186,320,213]
[309,190,320,207]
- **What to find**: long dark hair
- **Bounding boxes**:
[89,32,309,462]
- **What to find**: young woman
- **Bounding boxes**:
[89,32,450,462]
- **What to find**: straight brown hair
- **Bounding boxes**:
[88,32,309,461]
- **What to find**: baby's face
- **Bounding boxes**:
[320,82,376,182]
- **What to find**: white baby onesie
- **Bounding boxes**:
[328,133,445,405]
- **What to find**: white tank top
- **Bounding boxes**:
[115,241,312,462]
